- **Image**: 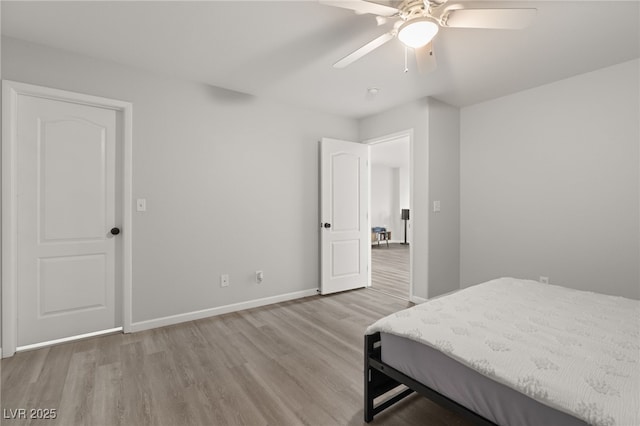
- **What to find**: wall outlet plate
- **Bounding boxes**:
[136,198,147,212]
[220,274,230,287]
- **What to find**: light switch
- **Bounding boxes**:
[136,198,147,212]
[433,200,441,213]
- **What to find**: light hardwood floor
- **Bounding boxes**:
[1,289,470,426]
[371,243,410,300]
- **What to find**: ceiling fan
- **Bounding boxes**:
[320,0,537,73]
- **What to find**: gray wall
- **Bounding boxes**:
[371,165,397,237]
[370,164,409,242]
[1,8,3,356]
[426,99,460,297]
[460,59,640,299]
[2,37,358,323]
[359,97,461,299]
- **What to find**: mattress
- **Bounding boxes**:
[381,332,587,425]
[367,277,640,426]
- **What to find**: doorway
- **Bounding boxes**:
[367,131,412,300]
[2,80,133,357]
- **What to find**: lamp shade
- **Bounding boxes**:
[401,209,410,220]
[397,17,439,48]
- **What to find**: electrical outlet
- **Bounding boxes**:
[256,270,264,284]
[539,276,549,284]
[136,198,147,212]
[220,274,229,287]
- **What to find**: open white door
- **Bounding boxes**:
[320,138,369,295]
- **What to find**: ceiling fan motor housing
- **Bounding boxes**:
[399,0,432,21]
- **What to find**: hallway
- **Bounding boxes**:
[371,243,410,300]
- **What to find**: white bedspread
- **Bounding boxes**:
[366,278,640,426]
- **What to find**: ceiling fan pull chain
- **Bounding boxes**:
[404,46,409,73]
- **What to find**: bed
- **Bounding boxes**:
[364,277,640,425]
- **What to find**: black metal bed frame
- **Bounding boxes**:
[364,332,497,425]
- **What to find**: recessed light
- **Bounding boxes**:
[367,87,380,96]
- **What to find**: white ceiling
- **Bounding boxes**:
[2,1,639,119]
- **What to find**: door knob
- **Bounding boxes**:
[323,223,331,229]
[110,227,120,235]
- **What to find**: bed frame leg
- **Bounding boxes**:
[364,334,375,423]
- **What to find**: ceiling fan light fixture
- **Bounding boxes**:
[398,17,439,48]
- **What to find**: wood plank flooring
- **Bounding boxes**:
[1,289,471,426]
[371,243,410,300]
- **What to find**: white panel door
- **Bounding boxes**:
[320,138,369,295]
[16,94,119,346]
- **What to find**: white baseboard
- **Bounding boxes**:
[130,288,319,333]
[410,295,427,304]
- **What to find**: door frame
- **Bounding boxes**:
[1,80,133,358]
[364,129,414,301]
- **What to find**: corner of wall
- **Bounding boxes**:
[426,98,461,298]
[1,18,4,357]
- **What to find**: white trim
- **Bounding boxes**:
[2,81,20,358]
[366,145,372,288]
[365,129,414,146]
[16,327,123,352]
[121,101,134,333]
[1,80,133,358]
[410,296,427,304]
[364,129,415,301]
[130,289,318,333]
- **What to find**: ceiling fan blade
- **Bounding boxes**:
[415,42,436,74]
[443,8,537,29]
[333,32,395,68]
[319,0,398,17]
